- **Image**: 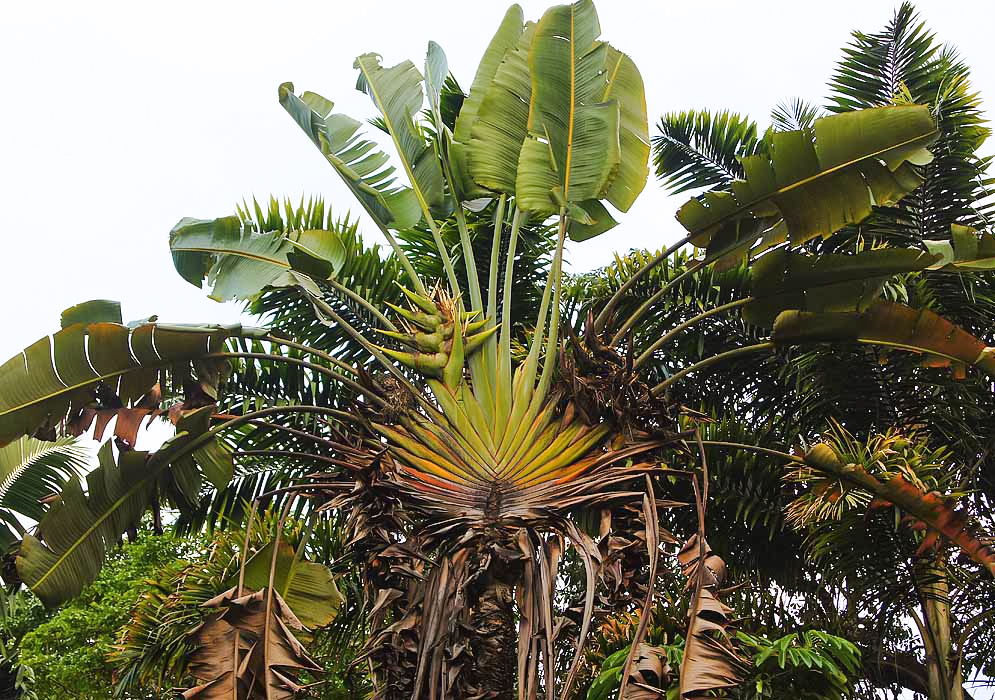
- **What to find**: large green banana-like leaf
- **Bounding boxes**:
[924,224,995,270]
[0,436,89,549]
[17,419,233,605]
[170,213,345,302]
[0,308,266,448]
[60,299,123,328]
[514,0,648,240]
[677,105,938,255]
[279,83,421,231]
[354,53,448,218]
[17,441,151,604]
[598,44,649,213]
[517,0,618,217]
[773,300,995,375]
[464,17,535,196]
[450,4,527,198]
[744,247,937,326]
[242,540,344,629]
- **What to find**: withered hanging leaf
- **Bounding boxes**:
[182,614,252,699]
[182,586,321,700]
[677,535,748,697]
[623,644,671,699]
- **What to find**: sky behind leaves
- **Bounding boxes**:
[2,0,992,364]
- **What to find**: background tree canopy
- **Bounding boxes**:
[0,2,993,700]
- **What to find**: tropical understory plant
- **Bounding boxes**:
[1,2,994,699]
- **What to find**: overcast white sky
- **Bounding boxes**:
[2,0,992,364]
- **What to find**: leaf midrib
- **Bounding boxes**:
[689,123,938,234]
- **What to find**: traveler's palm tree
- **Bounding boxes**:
[2,2,995,698]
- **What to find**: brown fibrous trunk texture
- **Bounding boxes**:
[470,573,518,699]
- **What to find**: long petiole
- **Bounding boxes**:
[594,234,692,334]
[611,260,704,345]
[537,214,567,395]
[650,342,775,395]
[522,215,561,390]
[499,208,524,373]
[484,195,507,370]
[633,298,751,370]
[327,279,398,331]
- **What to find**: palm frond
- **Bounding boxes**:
[771,98,824,132]
[652,109,763,194]
[0,437,90,548]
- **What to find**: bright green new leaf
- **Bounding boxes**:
[451,4,527,199]
[744,247,937,326]
[242,540,344,629]
[678,105,938,252]
[169,214,345,302]
[279,83,421,231]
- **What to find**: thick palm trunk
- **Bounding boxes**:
[917,557,963,700]
[469,571,518,699]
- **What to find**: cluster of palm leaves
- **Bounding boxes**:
[1,1,993,698]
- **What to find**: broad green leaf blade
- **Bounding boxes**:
[773,300,995,375]
[278,83,421,230]
[464,20,536,197]
[744,248,937,327]
[517,0,620,213]
[566,199,618,241]
[0,316,265,447]
[924,224,995,270]
[354,53,448,218]
[16,441,150,605]
[600,45,649,212]
[60,300,122,329]
[451,4,526,198]
[242,540,344,628]
[0,436,89,545]
[17,415,235,606]
[169,214,345,302]
[424,41,448,121]
[173,406,234,490]
[677,105,938,250]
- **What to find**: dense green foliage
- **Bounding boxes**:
[0,2,993,700]
[16,535,193,699]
